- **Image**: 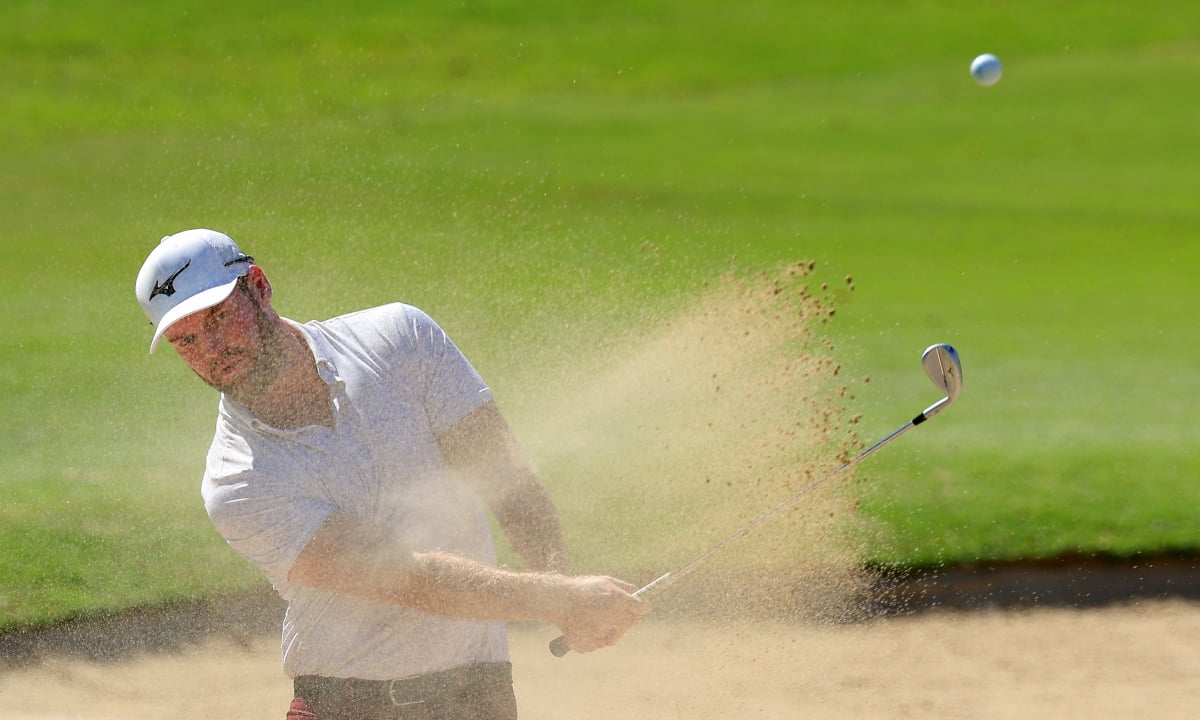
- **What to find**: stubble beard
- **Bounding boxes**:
[202,302,287,401]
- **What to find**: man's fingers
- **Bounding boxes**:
[614,578,639,594]
[553,574,653,655]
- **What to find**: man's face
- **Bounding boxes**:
[165,284,282,395]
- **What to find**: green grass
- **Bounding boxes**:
[3,0,1200,628]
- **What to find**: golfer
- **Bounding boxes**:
[135,229,649,719]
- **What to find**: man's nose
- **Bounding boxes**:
[203,331,227,355]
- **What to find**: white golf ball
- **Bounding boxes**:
[970,54,1002,86]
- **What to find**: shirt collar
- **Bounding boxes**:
[285,317,342,387]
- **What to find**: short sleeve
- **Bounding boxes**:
[396,306,493,435]
[201,429,336,591]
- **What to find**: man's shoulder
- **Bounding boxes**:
[317,301,412,322]
[299,303,447,361]
[315,302,434,334]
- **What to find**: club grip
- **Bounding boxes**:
[549,635,570,657]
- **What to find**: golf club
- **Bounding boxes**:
[549,343,963,657]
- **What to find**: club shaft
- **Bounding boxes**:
[548,394,951,657]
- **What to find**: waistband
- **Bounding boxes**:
[294,662,513,709]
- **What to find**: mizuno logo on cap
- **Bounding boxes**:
[150,259,190,300]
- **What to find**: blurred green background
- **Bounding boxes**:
[2,0,1198,629]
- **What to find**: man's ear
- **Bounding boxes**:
[245,265,273,306]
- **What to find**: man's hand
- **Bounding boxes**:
[554,576,651,653]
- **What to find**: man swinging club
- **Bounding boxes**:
[135,229,649,719]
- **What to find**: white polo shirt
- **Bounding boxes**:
[201,303,506,680]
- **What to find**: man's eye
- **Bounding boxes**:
[178,335,195,346]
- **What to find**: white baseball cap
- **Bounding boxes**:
[135,229,255,353]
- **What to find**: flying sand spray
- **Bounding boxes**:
[549,343,963,656]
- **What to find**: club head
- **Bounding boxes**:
[922,343,963,402]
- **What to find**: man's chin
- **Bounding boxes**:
[200,374,238,395]
[197,365,251,396]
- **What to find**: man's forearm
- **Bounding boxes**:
[437,400,571,574]
[397,552,651,656]
[289,510,568,623]
[492,477,569,574]
[395,551,570,623]
[288,510,650,651]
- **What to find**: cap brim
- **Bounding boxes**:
[148,278,240,353]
